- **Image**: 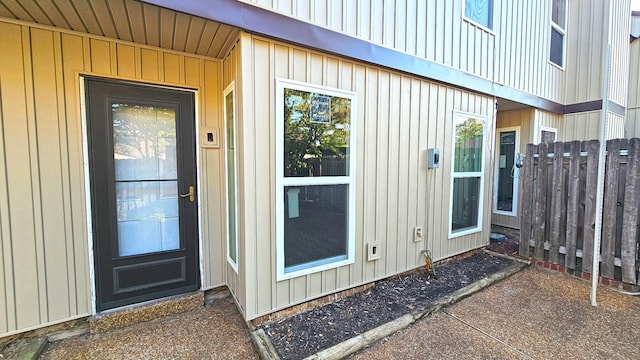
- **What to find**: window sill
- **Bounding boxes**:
[493,209,517,217]
[548,60,565,71]
[277,256,353,281]
[448,226,483,239]
[462,17,495,36]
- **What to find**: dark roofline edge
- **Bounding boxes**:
[142,0,621,117]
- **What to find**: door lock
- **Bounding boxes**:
[180,185,195,202]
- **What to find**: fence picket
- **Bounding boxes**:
[621,138,640,284]
[533,143,549,260]
[522,138,639,285]
[582,140,599,274]
[565,141,581,270]
[549,143,564,264]
[601,140,622,278]
[519,144,536,257]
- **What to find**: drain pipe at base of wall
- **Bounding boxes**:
[618,290,640,296]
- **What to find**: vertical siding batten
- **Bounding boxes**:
[0,22,41,330]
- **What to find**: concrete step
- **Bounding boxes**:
[1,336,47,360]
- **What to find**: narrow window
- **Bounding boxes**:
[276,79,356,280]
[540,126,557,143]
[550,0,567,67]
[450,113,486,238]
[464,0,494,30]
[224,82,238,271]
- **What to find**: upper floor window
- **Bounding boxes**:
[550,0,566,67]
[464,0,493,30]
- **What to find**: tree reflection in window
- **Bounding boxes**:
[283,89,351,177]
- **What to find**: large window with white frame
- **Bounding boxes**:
[450,112,486,238]
[464,0,494,30]
[550,0,567,68]
[224,82,239,271]
[276,79,356,280]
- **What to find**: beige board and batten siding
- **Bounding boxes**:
[608,0,631,106]
[626,38,640,138]
[241,0,566,103]
[606,112,626,139]
[535,109,563,141]
[565,0,630,106]
[237,33,495,320]
[495,0,565,102]
[562,111,625,141]
[221,41,246,315]
[0,18,225,336]
[565,0,607,104]
[562,111,601,141]
[626,108,640,138]
[492,108,535,229]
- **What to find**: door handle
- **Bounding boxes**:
[180,185,195,202]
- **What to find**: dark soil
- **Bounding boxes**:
[260,252,518,360]
[487,226,521,256]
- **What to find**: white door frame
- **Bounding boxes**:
[493,126,520,217]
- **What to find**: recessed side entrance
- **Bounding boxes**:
[493,127,520,217]
[85,79,200,311]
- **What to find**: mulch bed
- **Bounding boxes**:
[260,251,518,359]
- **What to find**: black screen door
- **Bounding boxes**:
[86,79,199,311]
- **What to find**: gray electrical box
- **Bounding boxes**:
[427,148,440,168]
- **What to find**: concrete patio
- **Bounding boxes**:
[5,262,638,359]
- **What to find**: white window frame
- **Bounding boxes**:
[275,79,357,281]
[449,111,486,239]
[493,126,520,217]
[462,0,495,33]
[549,0,567,69]
[540,126,558,143]
[224,82,239,272]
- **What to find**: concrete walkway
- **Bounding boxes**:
[36,266,640,359]
[40,296,257,360]
[351,267,640,359]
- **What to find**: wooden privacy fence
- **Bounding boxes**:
[519,138,640,285]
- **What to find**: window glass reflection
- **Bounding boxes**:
[283,89,351,177]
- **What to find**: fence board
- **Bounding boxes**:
[519,144,536,257]
[582,140,599,274]
[522,138,639,285]
[621,138,640,284]
[601,139,622,278]
[549,143,563,264]
[564,141,581,270]
[533,143,549,260]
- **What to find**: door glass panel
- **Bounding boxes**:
[497,131,516,212]
[112,104,180,256]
